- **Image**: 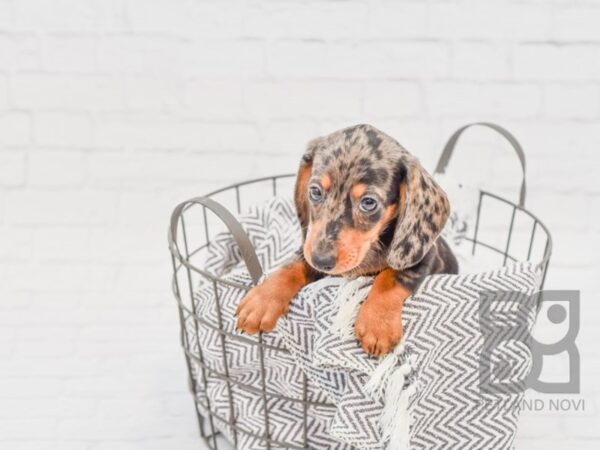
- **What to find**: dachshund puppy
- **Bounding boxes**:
[236,124,458,357]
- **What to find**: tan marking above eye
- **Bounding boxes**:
[351,183,367,199]
[321,174,332,190]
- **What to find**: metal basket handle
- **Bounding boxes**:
[169,197,264,285]
[434,122,527,208]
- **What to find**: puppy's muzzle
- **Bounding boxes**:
[310,252,336,272]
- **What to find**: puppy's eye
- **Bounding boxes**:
[309,185,323,203]
[359,196,378,213]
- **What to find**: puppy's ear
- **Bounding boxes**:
[294,138,321,233]
[387,155,450,271]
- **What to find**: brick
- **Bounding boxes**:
[426,82,542,118]
[0,228,32,261]
[4,442,91,450]
[3,261,116,292]
[564,413,600,439]
[0,377,62,398]
[521,439,598,450]
[94,117,261,152]
[125,0,196,34]
[125,0,245,39]
[0,36,41,71]
[528,155,600,195]
[93,117,183,149]
[0,74,7,110]
[0,397,97,419]
[183,79,244,119]
[89,227,163,263]
[33,113,93,147]
[0,354,111,377]
[5,190,115,225]
[113,264,169,293]
[429,2,503,39]
[0,298,162,326]
[368,1,428,39]
[28,150,86,187]
[515,44,600,81]
[116,191,174,226]
[0,151,26,187]
[97,36,185,75]
[518,413,566,439]
[122,76,179,112]
[92,439,204,450]
[360,41,449,79]
[267,41,358,79]
[528,144,600,194]
[429,2,552,40]
[554,5,600,41]
[592,197,600,231]
[33,227,90,261]
[0,290,33,310]
[210,123,268,154]
[57,415,195,440]
[41,36,96,73]
[17,335,75,357]
[244,0,367,39]
[32,292,82,309]
[364,81,423,117]
[0,332,15,358]
[543,83,599,119]
[12,75,124,111]
[0,1,11,31]
[171,1,245,39]
[261,120,318,154]
[245,80,362,119]
[78,323,170,342]
[535,189,590,231]
[452,42,510,80]
[98,37,262,78]
[0,113,32,146]
[187,1,244,38]
[502,121,600,159]
[185,40,265,78]
[0,418,59,440]
[12,0,126,33]
[72,334,175,358]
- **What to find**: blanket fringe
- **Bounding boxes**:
[384,379,417,450]
[364,349,415,450]
[331,277,372,339]
[332,276,417,450]
[363,340,405,399]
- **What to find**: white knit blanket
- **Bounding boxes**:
[189,197,540,449]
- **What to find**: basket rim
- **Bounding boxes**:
[168,173,552,284]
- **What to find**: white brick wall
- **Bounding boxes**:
[0,0,598,448]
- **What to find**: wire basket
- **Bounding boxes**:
[168,123,552,449]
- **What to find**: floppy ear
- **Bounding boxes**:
[294,138,321,234]
[387,155,450,271]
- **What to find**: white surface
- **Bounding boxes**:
[0,0,599,449]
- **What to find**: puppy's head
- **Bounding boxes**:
[294,124,450,275]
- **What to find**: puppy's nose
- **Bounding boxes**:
[311,253,336,272]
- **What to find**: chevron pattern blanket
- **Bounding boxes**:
[189,197,540,449]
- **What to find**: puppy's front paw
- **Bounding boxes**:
[235,284,290,335]
[355,300,403,357]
